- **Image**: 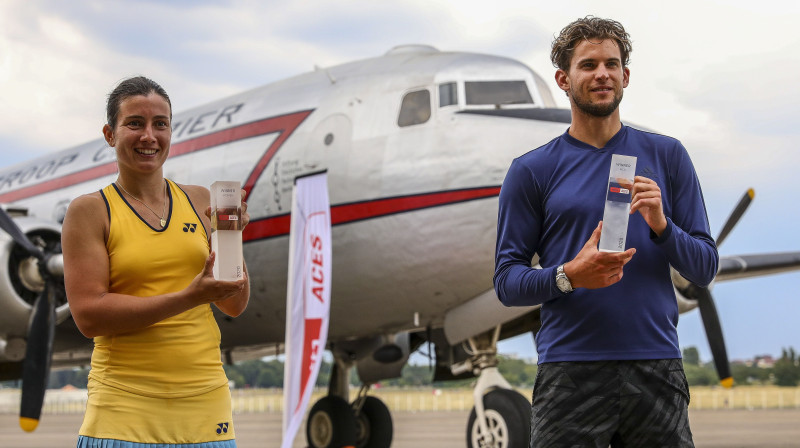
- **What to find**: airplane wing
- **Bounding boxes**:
[716,252,800,282]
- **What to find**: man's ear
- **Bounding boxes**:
[102,124,114,147]
[623,66,630,88]
[555,69,570,94]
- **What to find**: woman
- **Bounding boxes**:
[62,76,250,447]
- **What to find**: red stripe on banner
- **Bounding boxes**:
[297,318,323,413]
[243,186,501,242]
[0,110,313,203]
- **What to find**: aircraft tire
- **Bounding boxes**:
[467,388,532,448]
[306,395,357,448]
[354,395,393,448]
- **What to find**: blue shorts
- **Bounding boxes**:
[531,359,694,447]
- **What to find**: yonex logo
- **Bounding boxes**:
[183,223,197,233]
[216,422,229,434]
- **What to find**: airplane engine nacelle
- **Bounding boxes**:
[334,333,411,384]
[0,217,69,343]
[671,266,702,314]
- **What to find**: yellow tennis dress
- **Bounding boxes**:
[78,180,236,447]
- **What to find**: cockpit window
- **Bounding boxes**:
[465,81,533,106]
[439,82,457,107]
[398,89,431,127]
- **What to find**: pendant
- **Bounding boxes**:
[160,218,166,227]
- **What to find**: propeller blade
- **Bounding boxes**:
[0,207,45,261]
[691,285,733,388]
[716,188,754,248]
[19,283,56,432]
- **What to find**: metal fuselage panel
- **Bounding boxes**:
[0,50,570,352]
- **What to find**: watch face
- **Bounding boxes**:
[557,275,572,292]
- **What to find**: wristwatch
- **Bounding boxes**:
[556,264,574,293]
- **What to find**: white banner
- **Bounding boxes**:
[281,171,332,448]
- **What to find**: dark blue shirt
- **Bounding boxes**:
[494,126,718,363]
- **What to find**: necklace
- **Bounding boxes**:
[116,181,168,227]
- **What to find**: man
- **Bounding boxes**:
[493,17,718,447]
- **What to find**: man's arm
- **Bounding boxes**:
[493,160,554,306]
[631,144,719,287]
[494,160,637,307]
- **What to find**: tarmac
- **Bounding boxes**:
[3,409,800,447]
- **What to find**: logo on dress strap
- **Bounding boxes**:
[183,223,197,233]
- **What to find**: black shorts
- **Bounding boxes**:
[530,359,694,448]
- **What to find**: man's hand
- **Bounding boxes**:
[630,176,667,236]
[563,222,636,289]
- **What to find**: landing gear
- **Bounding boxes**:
[467,389,531,448]
[455,326,532,448]
[306,360,394,448]
[306,393,394,448]
[306,395,356,448]
[353,390,393,448]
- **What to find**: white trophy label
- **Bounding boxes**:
[598,155,637,253]
[211,181,243,280]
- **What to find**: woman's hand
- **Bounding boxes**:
[187,252,247,305]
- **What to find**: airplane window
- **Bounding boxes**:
[398,89,431,127]
[465,81,533,106]
[439,82,457,107]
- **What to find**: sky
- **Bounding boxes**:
[1,0,798,365]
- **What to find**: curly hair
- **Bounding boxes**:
[550,16,632,71]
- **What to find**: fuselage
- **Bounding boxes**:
[0,45,572,354]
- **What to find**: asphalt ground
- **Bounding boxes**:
[2,409,800,447]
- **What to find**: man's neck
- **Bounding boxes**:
[567,108,623,149]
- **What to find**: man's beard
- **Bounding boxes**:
[570,86,623,117]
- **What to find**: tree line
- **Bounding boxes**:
[3,346,799,390]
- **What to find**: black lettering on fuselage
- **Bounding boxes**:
[173,119,191,138]
[0,153,79,191]
[93,144,113,162]
[173,102,245,139]
[213,104,244,128]
[188,111,217,135]
[0,102,246,192]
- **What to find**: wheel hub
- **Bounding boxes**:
[471,409,509,448]
[309,412,334,447]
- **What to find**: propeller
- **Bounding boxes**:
[715,188,754,248]
[0,207,58,432]
[677,189,754,389]
[686,283,732,388]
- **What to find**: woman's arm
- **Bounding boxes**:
[62,192,246,338]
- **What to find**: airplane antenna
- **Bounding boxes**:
[314,65,336,84]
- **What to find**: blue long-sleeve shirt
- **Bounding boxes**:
[494,126,718,363]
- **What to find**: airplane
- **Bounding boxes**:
[1,43,800,448]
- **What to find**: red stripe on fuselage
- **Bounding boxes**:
[0,110,314,203]
[243,186,501,242]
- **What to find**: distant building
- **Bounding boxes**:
[743,355,776,368]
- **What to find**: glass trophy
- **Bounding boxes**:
[211,181,243,280]
[598,155,637,252]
